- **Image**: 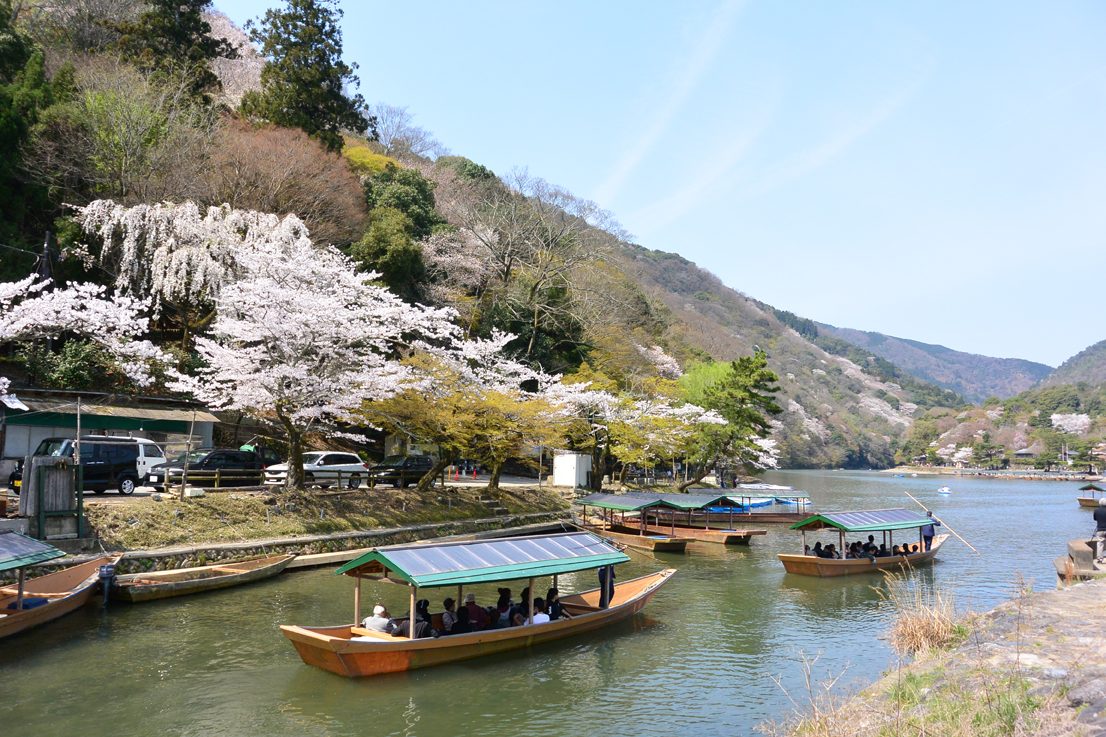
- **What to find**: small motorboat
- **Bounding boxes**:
[936,486,951,495]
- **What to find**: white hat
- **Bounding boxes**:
[373,604,386,615]
[464,593,476,603]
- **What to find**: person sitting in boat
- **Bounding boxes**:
[441,597,458,634]
[451,606,472,635]
[892,545,903,556]
[492,588,513,628]
[463,592,488,630]
[389,617,435,639]
[818,544,838,559]
[361,604,390,632]
[529,597,550,625]
[416,599,433,625]
[921,511,942,551]
[510,587,531,626]
[811,541,824,557]
[864,535,877,553]
[546,588,563,620]
[877,544,890,557]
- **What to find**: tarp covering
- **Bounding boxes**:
[789,508,932,532]
[576,492,737,511]
[335,532,629,587]
[0,531,66,573]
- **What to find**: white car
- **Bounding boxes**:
[264,451,369,488]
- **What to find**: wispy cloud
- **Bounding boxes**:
[592,0,746,206]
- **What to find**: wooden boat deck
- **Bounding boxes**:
[778,534,948,577]
[0,555,116,639]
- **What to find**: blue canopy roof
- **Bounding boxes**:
[335,532,629,587]
[0,531,66,573]
[790,508,932,533]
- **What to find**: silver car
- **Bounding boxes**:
[264,451,369,489]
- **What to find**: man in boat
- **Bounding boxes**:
[921,511,942,551]
[1094,498,1106,561]
[463,593,488,630]
[361,605,390,632]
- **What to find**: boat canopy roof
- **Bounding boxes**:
[0,531,66,573]
[1079,483,1104,492]
[334,532,629,587]
[577,492,736,511]
[790,508,932,533]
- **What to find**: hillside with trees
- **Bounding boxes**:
[816,324,1052,402]
[1041,339,1106,389]
[0,0,991,473]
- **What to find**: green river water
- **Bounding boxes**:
[0,470,1092,736]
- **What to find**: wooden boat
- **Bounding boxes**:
[1077,483,1105,508]
[779,508,949,577]
[578,517,688,552]
[577,492,767,545]
[0,553,118,639]
[280,531,676,677]
[111,554,295,602]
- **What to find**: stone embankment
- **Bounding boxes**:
[778,579,1106,736]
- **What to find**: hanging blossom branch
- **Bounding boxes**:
[0,275,168,398]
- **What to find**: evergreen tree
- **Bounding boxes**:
[114,0,236,99]
[241,0,371,152]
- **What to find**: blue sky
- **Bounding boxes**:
[217,1,1106,367]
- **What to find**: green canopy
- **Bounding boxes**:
[1079,483,1104,493]
[576,492,735,512]
[335,531,629,588]
[790,508,933,533]
[0,531,66,573]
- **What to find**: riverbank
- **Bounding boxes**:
[769,577,1106,737]
[885,465,1101,482]
[85,483,569,550]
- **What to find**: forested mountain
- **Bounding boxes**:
[816,325,1052,402]
[0,1,1011,471]
[1042,339,1106,389]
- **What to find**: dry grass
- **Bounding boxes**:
[879,569,964,656]
[85,484,568,550]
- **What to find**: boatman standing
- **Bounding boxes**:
[1094,498,1106,561]
[921,511,942,551]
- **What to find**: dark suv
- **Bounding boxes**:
[369,455,435,488]
[148,447,281,488]
[15,436,166,495]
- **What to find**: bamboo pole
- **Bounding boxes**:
[354,575,361,625]
[904,490,978,553]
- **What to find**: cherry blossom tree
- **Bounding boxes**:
[0,275,165,399]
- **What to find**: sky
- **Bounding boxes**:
[217,1,1106,367]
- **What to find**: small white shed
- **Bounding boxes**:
[552,452,592,488]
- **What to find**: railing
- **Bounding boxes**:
[160,469,265,493]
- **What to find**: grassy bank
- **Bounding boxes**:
[86,484,568,550]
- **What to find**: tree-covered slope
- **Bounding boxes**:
[816,324,1052,402]
[1042,339,1106,389]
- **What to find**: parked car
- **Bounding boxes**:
[14,436,166,495]
[264,451,370,488]
[147,447,280,488]
[369,455,435,488]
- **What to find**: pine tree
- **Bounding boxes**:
[114,0,236,99]
[240,0,371,152]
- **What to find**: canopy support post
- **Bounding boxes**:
[527,578,535,625]
[801,529,807,554]
[838,529,844,559]
[354,574,362,625]
[16,567,25,610]
[409,585,417,640]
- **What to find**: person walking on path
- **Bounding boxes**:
[1093,498,1106,561]
[921,510,942,551]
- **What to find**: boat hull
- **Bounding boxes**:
[112,554,295,602]
[1077,497,1101,508]
[0,556,117,639]
[280,569,676,677]
[639,517,766,545]
[778,535,948,577]
[579,520,688,552]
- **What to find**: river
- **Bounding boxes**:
[0,470,1092,736]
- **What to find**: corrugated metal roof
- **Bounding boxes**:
[790,508,932,532]
[0,531,66,573]
[335,532,629,587]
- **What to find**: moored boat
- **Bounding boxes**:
[778,508,949,577]
[1077,483,1105,508]
[578,516,688,552]
[280,531,676,677]
[577,492,768,545]
[0,532,118,639]
[111,553,295,602]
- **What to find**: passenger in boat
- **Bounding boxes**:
[415,599,433,627]
[441,598,458,634]
[818,544,837,559]
[511,587,531,626]
[892,545,903,556]
[389,617,435,639]
[878,544,889,557]
[530,597,550,625]
[546,588,563,620]
[921,511,942,551]
[493,588,513,627]
[452,606,472,634]
[463,592,488,630]
[811,541,823,557]
[361,604,390,632]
